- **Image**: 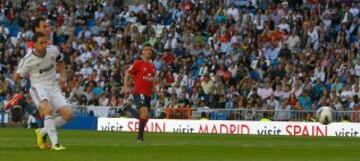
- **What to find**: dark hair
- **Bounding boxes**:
[142,43,154,56]
[143,43,152,48]
[32,32,46,42]
[32,17,46,32]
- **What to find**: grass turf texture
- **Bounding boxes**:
[0,128,359,161]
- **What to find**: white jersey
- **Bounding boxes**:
[17,45,63,87]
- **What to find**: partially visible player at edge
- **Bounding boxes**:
[122,44,156,142]
[5,17,63,148]
[13,32,72,150]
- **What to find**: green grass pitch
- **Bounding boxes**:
[0,128,359,161]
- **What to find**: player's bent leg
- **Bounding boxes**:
[38,100,52,116]
[38,100,62,150]
[35,128,46,149]
[50,106,72,151]
[58,106,73,121]
[4,93,23,110]
[139,107,149,120]
[8,94,44,127]
[46,92,71,151]
[55,106,73,128]
[19,99,43,123]
[36,100,52,149]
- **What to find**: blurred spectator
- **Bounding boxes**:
[274,99,291,121]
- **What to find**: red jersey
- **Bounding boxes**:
[27,40,51,49]
[27,41,35,49]
[128,59,156,97]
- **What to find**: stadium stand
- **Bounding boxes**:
[0,0,360,124]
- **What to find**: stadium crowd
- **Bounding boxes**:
[0,0,360,122]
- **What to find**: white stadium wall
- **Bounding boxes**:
[97,118,360,137]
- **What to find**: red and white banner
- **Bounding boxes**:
[97,118,360,137]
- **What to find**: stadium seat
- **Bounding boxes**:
[3,20,10,27]
[209,112,228,120]
[350,35,357,44]
[9,25,20,37]
[121,19,127,27]
[271,60,280,67]
[209,112,218,120]
[164,16,173,26]
[87,19,95,28]
[114,19,119,29]
[75,26,83,37]
[218,112,228,120]
[249,70,260,81]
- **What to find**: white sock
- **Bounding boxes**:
[40,116,48,136]
[44,115,58,146]
[54,115,67,128]
[40,127,47,136]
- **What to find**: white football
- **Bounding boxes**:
[317,106,333,125]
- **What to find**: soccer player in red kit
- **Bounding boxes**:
[123,44,156,142]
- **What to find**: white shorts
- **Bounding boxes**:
[29,85,70,114]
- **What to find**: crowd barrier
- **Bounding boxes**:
[97,118,360,137]
[2,106,360,133]
[72,106,360,122]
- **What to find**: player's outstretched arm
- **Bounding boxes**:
[57,61,67,89]
[124,60,140,94]
[54,46,66,89]
[14,58,30,83]
[12,72,22,83]
[57,61,66,78]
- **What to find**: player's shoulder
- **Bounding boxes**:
[19,51,39,66]
[132,59,144,65]
[21,48,36,60]
[21,50,35,61]
[46,45,60,53]
[128,59,142,71]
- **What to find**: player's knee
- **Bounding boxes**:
[139,106,148,113]
[61,107,73,121]
[140,115,147,120]
[39,100,52,115]
[62,110,72,121]
[139,110,148,117]
[140,112,149,120]
[63,113,72,121]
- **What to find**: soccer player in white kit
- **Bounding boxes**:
[13,32,72,150]
[6,17,58,148]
